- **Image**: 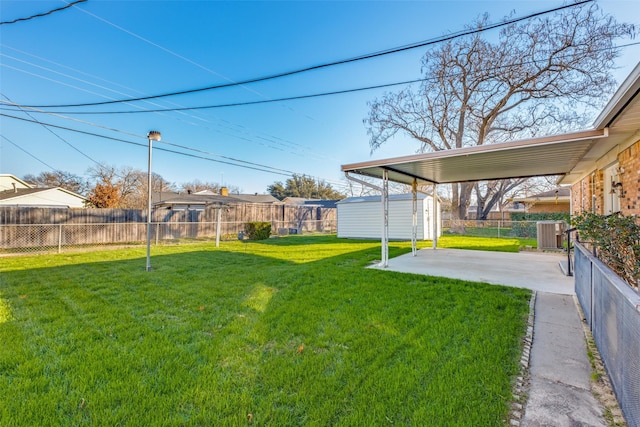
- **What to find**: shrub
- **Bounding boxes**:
[509,213,569,238]
[573,212,639,290]
[511,212,570,222]
[243,222,272,240]
[510,222,537,238]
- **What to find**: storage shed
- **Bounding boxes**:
[337,193,441,240]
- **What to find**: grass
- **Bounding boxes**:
[438,235,535,252]
[442,229,537,250]
[0,235,531,426]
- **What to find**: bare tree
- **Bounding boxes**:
[343,175,410,197]
[86,164,174,208]
[365,3,634,220]
[178,180,241,195]
[23,171,89,195]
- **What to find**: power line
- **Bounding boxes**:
[0,113,296,177]
[0,0,87,25]
[1,135,57,171]
[1,112,349,188]
[7,40,639,116]
[0,47,336,161]
[18,0,594,108]
[0,93,101,165]
[0,98,333,168]
[3,80,422,114]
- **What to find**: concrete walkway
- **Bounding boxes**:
[370,248,607,426]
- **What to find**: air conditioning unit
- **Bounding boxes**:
[537,221,564,249]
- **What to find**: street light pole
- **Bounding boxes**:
[146,130,161,271]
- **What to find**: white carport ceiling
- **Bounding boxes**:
[342,129,607,185]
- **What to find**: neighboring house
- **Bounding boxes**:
[282,197,340,209]
[0,174,31,191]
[337,193,441,240]
[230,193,280,204]
[154,191,279,210]
[560,62,640,216]
[281,197,309,205]
[512,188,571,214]
[153,193,230,210]
[304,200,340,209]
[0,174,87,208]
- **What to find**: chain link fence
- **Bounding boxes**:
[442,219,541,239]
[0,220,337,255]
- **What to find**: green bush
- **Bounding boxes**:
[509,212,569,238]
[511,212,570,222]
[573,212,639,289]
[510,221,537,238]
[243,222,272,240]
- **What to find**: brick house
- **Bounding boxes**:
[559,62,640,216]
[513,188,570,214]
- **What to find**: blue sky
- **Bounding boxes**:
[1,0,639,195]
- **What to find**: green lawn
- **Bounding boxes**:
[438,235,536,252]
[0,235,531,426]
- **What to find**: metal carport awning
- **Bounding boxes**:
[341,128,608,267]
[342,129,607,185]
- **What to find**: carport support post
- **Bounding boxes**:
[432,183,438,249]
[381,170,389,267]
[412,179,417,256]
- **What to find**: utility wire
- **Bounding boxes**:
[0,100,312,174]
[19,0,593,108]
[0,93,101,165]
[0,113,296,177]
[2,80,419,114]
[0,135,57,171]
[8,40,639,116]
[0,0,87,25]
[0,47,335,161]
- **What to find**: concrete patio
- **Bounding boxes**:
[371,247,574,294]
[370,247,608,427]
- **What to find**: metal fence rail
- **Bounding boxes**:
[0,220,337,254]
[574,242,640,427]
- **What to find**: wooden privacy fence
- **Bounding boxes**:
[0,204,337,252]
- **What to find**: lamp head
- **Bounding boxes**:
[147,130,162,141]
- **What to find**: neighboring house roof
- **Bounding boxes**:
[304,200,340,209]
[0,187,87,208]
[281,197,340,208]
[0,174,31,191]
[154,193,231,208]
[513,188,571,203]
[154,192,279,208]
[229,194,280,204]
[281,197,309,204]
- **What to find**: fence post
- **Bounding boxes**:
[58,223,63,253]
[215,207,221,248]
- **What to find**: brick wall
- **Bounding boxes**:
[571,174,596,214]
[571,139,640,216]
[618,139,640,215]
[528,202,570,214]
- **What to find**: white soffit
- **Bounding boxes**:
[342,129,607,185]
